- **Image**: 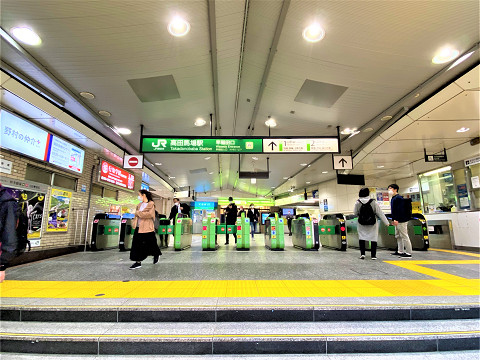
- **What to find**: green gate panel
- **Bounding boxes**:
[216,224,226,234]
[157,225,167,234]
[413,225,423,235]
[227,225,237,234]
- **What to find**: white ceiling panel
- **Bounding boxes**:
[455,65,480,91]
[390,120,479,141]
[418,91,480,121]
[372,139,467,155]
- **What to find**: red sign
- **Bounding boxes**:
[100,160,135,190]
[321,228,326,232]
[128,157,139,167]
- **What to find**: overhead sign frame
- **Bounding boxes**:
[140,135,340,154]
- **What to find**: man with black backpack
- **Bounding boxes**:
[388,184,413,258]
[354,188,390,260]
[0,183,20,282]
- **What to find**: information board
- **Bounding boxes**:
[141,136,339,154]
[100,160,135,190]
[47,136,84,173]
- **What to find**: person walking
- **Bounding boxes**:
[388,184,413,258]
[353,188,389,260]
[237,206,246,217]
[224,196,237,245]
[0,183,20,282]
[129,189,161,270]
[247,203,259,240]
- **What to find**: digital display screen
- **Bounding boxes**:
[262,213,269,224]
[141,183,149,191]
[100,160,135,190]
[0,110,49,161]
[282,208,294,216]
[47,136,84,173]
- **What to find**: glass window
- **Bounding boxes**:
[103,188,117,200]
[419,167,457,213]
[52,173,77,190]
[468,163,480,210]
[25,165,52,185]
[91,184,103,197]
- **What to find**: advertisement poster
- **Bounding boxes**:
[48,136,84,173]
[47,188,72,232]
[109,205,121,214]
[3,186,45,245]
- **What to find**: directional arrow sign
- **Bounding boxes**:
[268,141,277,150]
[333,155,353,170]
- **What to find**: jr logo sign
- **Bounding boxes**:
[152,139,167,148]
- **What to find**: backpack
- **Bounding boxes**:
[403,198,412,220]
[358,199,376,226]
[15,207,31,256]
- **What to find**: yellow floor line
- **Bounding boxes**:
[430,248,480,258]
[384,260,480,280]
[1,330,479,339]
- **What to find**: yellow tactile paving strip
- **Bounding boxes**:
[0,249,479,299]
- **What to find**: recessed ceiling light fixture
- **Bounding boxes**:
[414,93,421,98]
[456,127,470,133]
[265,116,277,127]
[194,118,206,127]
[302,22,325,43]
[115,127,131,135]
[169,176,176,179]
[448,51,474,70]
[432,46,459,64]
[348,130,361,138]
[322,171,328,174]
[99,110,111,117]
[381,115,392,121]
[204,156,211,160]
[271,186,275,189]
[10,26,42,45]
[377,165,385,168]
[155,163,162,166]
[363,128,374,132]
[283,177,289,180]
[251,178,256,184]
[300,163,308,166]
[306,181,311,184]
[252,157,258,160]
[79,91,95,99]
[168,16,190,37]
[209,172,213,175]
[340,128,358,135]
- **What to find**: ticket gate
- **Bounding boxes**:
[119,213,135,251]
[264,216,285,251]
[236,213,250,251]
[426,219,453,249]
[90,213,121,251]
[173,215,193,251]
[318,214,347,251]
[202,217,220,251]
[378,214,429,251]
[345,215,370,250]
[157,217,170,248]
[292,218,318,250]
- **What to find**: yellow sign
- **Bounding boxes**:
[47,188,72,232]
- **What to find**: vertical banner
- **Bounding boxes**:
[3,187,45,245]
[47,188,72,232]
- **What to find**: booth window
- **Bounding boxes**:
[25,165,52,185]
[52,173,77,191]
[419,167,457,213]
[103,188,117,200]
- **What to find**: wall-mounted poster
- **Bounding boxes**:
[47,188,72,232]
[3,186,45,246]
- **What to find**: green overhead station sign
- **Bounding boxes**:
[142,137,263,153]
[141,136,340,154]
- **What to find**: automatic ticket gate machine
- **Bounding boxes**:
[378,214,429,251]
[119,213,135,251]
[173,214,193,251]
[157,215,170,249]
[318,214,347,251]
[345,215,368,250]
[292,217,318,250]
[236,213,250,251]
[202,217,220,251]
[264,215,285,251]
[90,213,121,251]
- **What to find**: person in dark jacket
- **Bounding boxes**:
[0,184,19,282]
[224,197,238,245]
[247,203,260,240]
[168,198,190,223]
[388,184,412,258]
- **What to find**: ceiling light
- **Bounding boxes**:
[381,115,392,121]
[79,91,95,99]
[252,156,258,160]
[265,117,277,127]
[300,163,308,166]
[283,177,289,180]
[169,176,176,179]
[340,128,358,135]
[322,171,328,174]
[448,51,474,70]
[414,93,420,98]
[194,118,206,127]
[306,181,311,184]
[271,186,275,189]
[99,110,111,117]
[155,163,162,166]
[10,26,42,45]
[209,172,213,175]
[377,165,385,168]
[348,130,361,138]
[204,156,211,160]
[456,127,470,133]
[251,178,256,184]
[422,166,452,177]
[115,128,131,135]
[302,22,325,43]
[168,16,190,37]
[432,47,459,64]
[363,128,373,132]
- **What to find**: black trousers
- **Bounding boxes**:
[359,240,377,258]
[226,233,237,243]
[130,228,161,262]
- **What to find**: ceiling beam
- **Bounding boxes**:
[207,0,220,136]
